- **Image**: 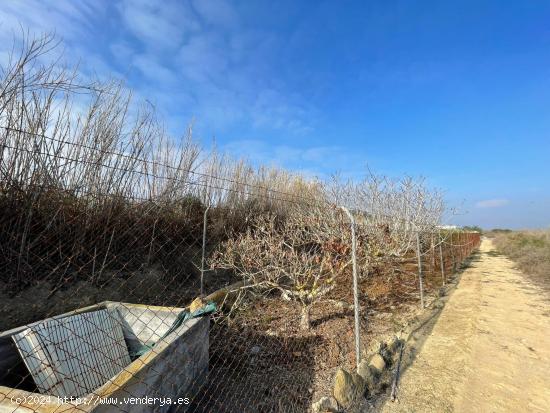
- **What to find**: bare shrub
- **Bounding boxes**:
[493,230,550,291]
[327,173,445,279]
[210,204,355,329]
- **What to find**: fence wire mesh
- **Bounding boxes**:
[0,35,481,411]
[0,128,481,413]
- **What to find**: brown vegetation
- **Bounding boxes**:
[0,33,446,301]
[492,229,550,293]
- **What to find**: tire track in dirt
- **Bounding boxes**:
[380,238,550,413]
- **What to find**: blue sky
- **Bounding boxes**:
[1,0,549,229]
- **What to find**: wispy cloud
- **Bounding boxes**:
[113,0,316,136]
[223,139,366,179]
[0,0,315,138]
[191,0,238,29]
[0,0,103,43]
[475,199,509,208]
[117,0,198,51]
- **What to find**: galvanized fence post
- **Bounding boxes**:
[340,206,361,368]
[200,205,210,297]
[463,233,467,261]
[438,231,446,286]
[450,231,456,273]
[430,232,435,272]
[415,231,425,308]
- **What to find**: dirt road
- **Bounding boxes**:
[380,238,550,413]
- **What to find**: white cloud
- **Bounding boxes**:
[0,0,316,139]
[112,0,314,135]
[191,0,238,28]
[133,53,178,83]
[117,0,198,51]
[178,32,229,83]
[222,139,365,179]
[475,199,509,208]
[110,41,134,63]
[0,0,103,44]
[251,88,314,134]
[0,0,110,85]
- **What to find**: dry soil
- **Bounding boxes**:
[380,238,550,413]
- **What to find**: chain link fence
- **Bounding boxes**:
[0,35,482,412]
[0,131,481,412]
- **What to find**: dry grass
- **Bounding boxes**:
[0,33,323,294]
[492,230,550,293]
[0,33,449,298]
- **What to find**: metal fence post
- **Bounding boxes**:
[438,230,445,286]
[462,234,468,262]
[415,231,425,308]
[460,233,464,264]
[340,206,361,368]
[200,205,210,297]
[450,231,456,273]
[430,232,435,273]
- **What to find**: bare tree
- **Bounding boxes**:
[211,205,353,330]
